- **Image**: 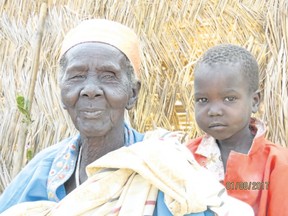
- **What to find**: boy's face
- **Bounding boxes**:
[194,62,260,141]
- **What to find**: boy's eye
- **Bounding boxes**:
[196,98,208,103]
[224,96,236,102]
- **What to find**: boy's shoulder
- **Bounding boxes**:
[262,139,288,161]
[186,135,288,158]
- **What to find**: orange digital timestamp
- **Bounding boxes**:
[225,181,269,190]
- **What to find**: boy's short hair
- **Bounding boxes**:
[195,44,259,92]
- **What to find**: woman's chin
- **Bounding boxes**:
[78,122,111,138]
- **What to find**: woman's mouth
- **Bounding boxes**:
[81,110,103,119]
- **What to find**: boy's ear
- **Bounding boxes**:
[252,90,261,113]
[126,81,141,110]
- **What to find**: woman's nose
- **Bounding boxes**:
[80,79,103,98]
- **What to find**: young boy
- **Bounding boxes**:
[186,44,288,216]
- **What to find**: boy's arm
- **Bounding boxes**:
[266,162,288,215]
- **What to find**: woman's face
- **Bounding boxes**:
[60,43,138,138]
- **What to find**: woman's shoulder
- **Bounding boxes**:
[30,134,80,166]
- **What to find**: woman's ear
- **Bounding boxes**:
[61,102,67,110]
[61,100,67,110]
[252,90,261,113]
[126,81,141,110]
[59,91,68,110]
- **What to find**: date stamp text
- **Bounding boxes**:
[225,181,269,190]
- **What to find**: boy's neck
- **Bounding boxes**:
[217,135,254,154]
[216,124,255,154]
[216,128,255,172]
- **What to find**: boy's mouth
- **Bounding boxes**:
[209,122,227,128]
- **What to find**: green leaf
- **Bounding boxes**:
[26,149,34,161]
[16,95,32,123]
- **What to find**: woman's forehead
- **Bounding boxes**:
[67,42,124,56]
[63,43,129,75]
[66,43,126,62]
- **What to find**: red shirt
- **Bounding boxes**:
[186,121,288,216]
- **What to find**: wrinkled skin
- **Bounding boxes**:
[194,62,260,170]
[60,43,139,138]
[60,42,140,192]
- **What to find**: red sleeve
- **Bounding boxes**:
[267,154,288,215]
[257,145,288,215]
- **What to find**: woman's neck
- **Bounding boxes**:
[78,125,125,183]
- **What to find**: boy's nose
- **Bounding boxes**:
[207,104,223,116]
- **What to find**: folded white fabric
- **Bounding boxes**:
[0,129,254,216]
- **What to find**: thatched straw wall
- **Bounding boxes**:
[0,0,287,192]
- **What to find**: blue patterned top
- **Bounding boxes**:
[0,124,211,215]
[0,124,143,213]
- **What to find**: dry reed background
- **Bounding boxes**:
[0,0,287,193]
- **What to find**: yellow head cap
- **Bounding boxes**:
[60,19,141,77]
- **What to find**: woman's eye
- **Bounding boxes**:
[69,75,85,80]
[103,74,114,79]
[224,96,236,102]
[65,74,85,81]
[101,72,116,80]
[75,75,85,78]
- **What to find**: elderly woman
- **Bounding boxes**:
[0,19,253,216]
[0,18,143,208]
